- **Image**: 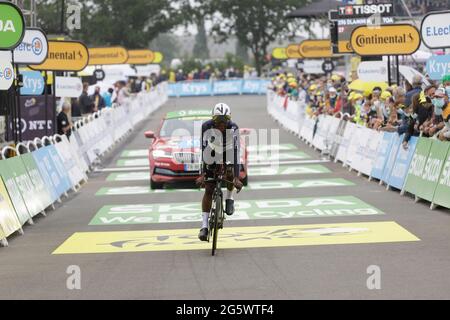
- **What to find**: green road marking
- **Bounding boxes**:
[121,150,148,158]
[247,144,298,153]
[247,178,354,190]
[116,158,148,167]
[107,172,151,181]
[248,165,330,176]
[89,196,384,226]
[248,151,310,163]
[96,179,354,196]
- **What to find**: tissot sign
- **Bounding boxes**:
[421,11,450,49]
[337,3,394,18]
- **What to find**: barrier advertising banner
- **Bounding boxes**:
[433,145,450,209]
[0,161,32,225]
[46,145,73,193]
[6,156,46,217]
[213,80,243,95]
[381,134,401,183]
[403,137,434,198]
[387,136,418,190]
[0,176,22,238]
[335,121,357,163]
[20,152,55,209]
[371,132,396,180]
[415,140,450,202]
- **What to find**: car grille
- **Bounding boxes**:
[173,152,200,164]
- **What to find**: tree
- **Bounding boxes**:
[36,0,182,48]
[193,17,210,60]
[210,0,307,75]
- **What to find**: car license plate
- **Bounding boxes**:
[184,163,200,172]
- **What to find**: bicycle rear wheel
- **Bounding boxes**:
[212,194,222,256]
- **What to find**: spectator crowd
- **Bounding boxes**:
[269,70,450,146]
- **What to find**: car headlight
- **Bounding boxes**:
[152,150,173,159]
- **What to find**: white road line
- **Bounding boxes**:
[249,159,330,166]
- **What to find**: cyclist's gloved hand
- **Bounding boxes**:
[233,177,243,193]
[196,174,206,188]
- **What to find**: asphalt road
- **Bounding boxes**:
[1,95,450,300]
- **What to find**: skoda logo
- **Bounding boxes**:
[32,37,43,55]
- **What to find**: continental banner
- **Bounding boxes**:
[29,40,89,71]
[433,143,450,209]
[350,24,421,56]
[0,160,32,225]
[286,45,303,59]
[88,46,128,65]
[299,40,332,59]
[272,47,287,60]
[0,176,22,238]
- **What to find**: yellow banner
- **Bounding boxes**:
[339,40,353,54]
[350,24,421,56]
[53,221,420,255]
[152,51,164,64]
[272,47,287,60]
[299,40,333,58]
[127,49,155,65]
[29,40,89,71]
[88,47,128,65]
[286,44,303,59]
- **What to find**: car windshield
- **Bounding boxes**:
[159,118,205,138]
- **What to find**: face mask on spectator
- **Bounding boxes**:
[446,86,450,97]
[433,98,445,109]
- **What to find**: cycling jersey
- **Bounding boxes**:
[201,119,240,178]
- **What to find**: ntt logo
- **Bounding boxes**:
[355,33,414,47]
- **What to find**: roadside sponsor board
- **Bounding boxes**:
[299,40,332,59]
[302,60,325,74]
[213,80,243,95]
[0,176,22,238]
[403,137,434,200]
[89,196,384,226]
[13,28,48,64]
[420,11,450,49]
[371,132,397,180]
[20,71,45,95]
[433,145,450,209]
[272,47,287,60]
[55,76,83,98]
[0,61,15,90]
[29,40,89,71]
[357,61,388,82]
[88,46,128,65]
[0,160,32,225]
[17,96,55,141]
[381,134,401,184]
[286,44,303,59]
[387,136,418,190]
[0,2,25,50]
[126,49,155,65]
[350,24,421,56]
[425,54,450,81]
[53,221,419,254]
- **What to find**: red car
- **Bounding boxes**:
[144,110,249,189]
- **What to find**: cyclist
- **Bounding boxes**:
[196,103,243,241]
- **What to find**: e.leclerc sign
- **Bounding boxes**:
[0,2,25,50]
[421,10,450,49]
[0,61,15,90]
[13,28,49,64]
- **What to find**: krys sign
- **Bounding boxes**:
[0,2,25,50]
[426,55,450,81]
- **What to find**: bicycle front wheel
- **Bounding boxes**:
[212,194,222,256]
